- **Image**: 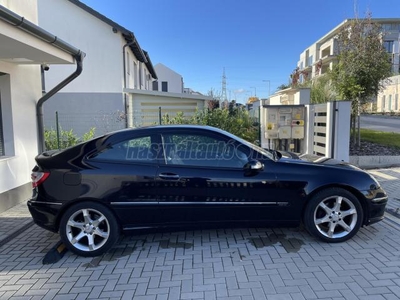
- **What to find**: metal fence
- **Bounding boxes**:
[43,108,195,150]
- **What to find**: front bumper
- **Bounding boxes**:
[363,187,388,225]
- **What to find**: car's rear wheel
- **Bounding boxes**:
[59,202,119,257]
[304,188,363,243]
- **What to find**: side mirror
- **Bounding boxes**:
[244,160,264,174]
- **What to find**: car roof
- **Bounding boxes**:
[111,124,226,134]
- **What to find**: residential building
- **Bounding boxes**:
[153,63,183,93]
[126,89,210,127]
[268,88,311,105]
[377,75,400,112]
[0,1,82,212]
[38,0,209,136]
[154,63,206,96]
[37,0,157,137]
[297,18,400,82]
[129,62,211,125]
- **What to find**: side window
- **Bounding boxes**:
[162,81,168,92]
[163,133,248,168]
[90,136,157,163]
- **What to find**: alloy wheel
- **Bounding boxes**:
[313,195,358,239]
[65,208,110,252]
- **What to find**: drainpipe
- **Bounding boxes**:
[123,41,136,128]
[0,5,85,153]
[37,53,84,153]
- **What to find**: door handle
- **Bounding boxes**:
[159,173,180,180]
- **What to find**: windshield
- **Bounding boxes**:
[219,129,275,161]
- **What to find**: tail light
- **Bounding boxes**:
[31,172,50,188]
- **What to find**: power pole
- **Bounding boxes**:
[221,67,227,108]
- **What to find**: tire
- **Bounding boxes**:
[59,202,120,257]
[304,188,363,243]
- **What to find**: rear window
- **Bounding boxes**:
[89,136,157,163]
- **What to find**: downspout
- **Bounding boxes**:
[0,5,85,153]
[123,41,135,128]
[37,53,84,153]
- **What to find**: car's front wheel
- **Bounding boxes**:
[59,202,119,257]
[304,188,363,243]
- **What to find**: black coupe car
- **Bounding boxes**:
[28,125,388,257]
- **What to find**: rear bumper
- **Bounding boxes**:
[27,200,61,232]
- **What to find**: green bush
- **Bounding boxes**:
[161,107,259,144]
[44,127,96,150]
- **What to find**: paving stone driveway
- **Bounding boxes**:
[1,168,400,300]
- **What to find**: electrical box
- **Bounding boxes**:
[292,126,304,139]
[279,126,291,139]
[264,105,306,140]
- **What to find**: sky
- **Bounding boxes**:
[81,0,399,103]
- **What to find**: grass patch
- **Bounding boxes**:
[360,129,400,148]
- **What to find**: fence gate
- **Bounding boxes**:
[306,101,351,162]
[311,103,331,157]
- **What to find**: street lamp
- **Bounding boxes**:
[263,80,270,97]
[250,86,257,97]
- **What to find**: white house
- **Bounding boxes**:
[154,62,205,96]
[0,0,82,212]
[153,63,184,93]
[37,0,158,137]
[38,0,210,137]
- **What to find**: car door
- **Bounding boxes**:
[155,128,280,226]
[84,133,161,228]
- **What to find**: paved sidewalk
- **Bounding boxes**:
[0,167,399,300]
[0,201,32,248]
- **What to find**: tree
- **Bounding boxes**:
[330,14,392,147]
[304,74,337,104]
[276,83,290,91]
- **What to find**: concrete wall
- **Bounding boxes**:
[43,92,125,137]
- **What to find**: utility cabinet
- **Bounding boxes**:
[260,105,306,153]
[258,101,351,162]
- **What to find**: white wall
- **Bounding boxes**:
[38,0,124,93]
[0,0,38,22]
[154,63,183,93]
[0,0,40,196]
[125,49,152,91]
[0,61,41,194]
